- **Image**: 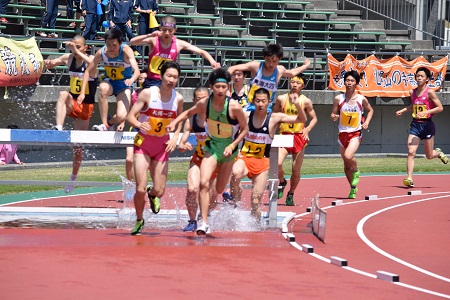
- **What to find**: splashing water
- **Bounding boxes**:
[209,203,262,232]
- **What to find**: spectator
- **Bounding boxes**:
[82,0,100,41]
[37,0,59,38]
[0,0,9,23]
[134,0,158,59]
[0,125,26,166]
[67,0,83,28]
[109,0,140,56]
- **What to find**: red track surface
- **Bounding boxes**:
[1,174,449,299]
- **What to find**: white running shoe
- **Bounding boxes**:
[196,221,211,235]
[92,123,109,131]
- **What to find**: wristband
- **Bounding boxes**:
[229,144,235,150]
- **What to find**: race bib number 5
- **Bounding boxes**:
[70,77,89,95]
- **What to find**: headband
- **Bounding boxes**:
[215,78,228,83]
[161,22,176,28]
[290,76,304,85]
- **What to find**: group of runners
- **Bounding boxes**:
[42,15,448,236]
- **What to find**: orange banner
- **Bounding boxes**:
[328,54,448,97]
[0,37,43,87]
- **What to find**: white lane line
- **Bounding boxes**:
[356,194,450,283]
[393,282,450,299]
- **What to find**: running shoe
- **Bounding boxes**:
[348,187,358,199]
[68,22,76,28]
[351,170,360,186]
[222,191,232,202]
[183,220,197,232]
[196,221,210,235]
[131,219,144,235]
[403,178,414,188]
[436,148,448,164]
[147,185,160,214]
[92,123,108,131]
[285,193,294,206]
[278,179,287,199]
[47,32,58,38]
[64,175,77,194]
[51,125,62,131]
[0,17,9,23]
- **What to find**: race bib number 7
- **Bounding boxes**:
[340,112,359,128]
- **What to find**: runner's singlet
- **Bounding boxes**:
[279,93,306,134]
[337,94,364,133]
[229,83,250,107]
[68,55,98,104]
[248,62,278,103]
[205,96,239,144]
[241,111,273,158]
[147,36,178,81]
[411,86,435,120]
[136,85,178,137]
[192,114,208,158]
[101,44,132,81]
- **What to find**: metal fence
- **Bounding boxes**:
[341,0,449,49]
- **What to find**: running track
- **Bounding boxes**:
[0,173,449,299]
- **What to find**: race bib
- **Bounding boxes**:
[412,104,427,119]
[241,140,265,158]
[207,119,233,138]
[69,77,89,95]
[134,133,144,147]
[147,117,171,136]
[105,66,125,80]
[340,112,359,128]
[149,56,172,75]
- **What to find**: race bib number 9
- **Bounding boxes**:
[340,112,359,128]
[70,77,89,95]
[207,119,233,138]
[149,56,171,75]
[147,117,171,136]
[412,104,427,119]
[105,66,125,80]
[242,140,265,158]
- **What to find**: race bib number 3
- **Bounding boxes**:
[340,112,359,128]
[413,104,427,119]
[70,77,88,95]
[148,117,171,136]
[105,66,125,80]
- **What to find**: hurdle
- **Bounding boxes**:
[0,129,293,228]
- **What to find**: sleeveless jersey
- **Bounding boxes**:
[101,44,132,81]
[229,83,249,107]
[68,55,98,104]
[279,93,306,133]
[241,111,273,158]
[137,86,178,137]
[205,96,239,144]
[191,114,208,158]
[248,62,278,103]
[337,94,364,133]
[411,86,435,120]
[147,36,178,81]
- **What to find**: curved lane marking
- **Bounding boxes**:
[356,194,450,283]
